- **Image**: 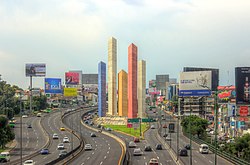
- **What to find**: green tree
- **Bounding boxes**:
[0,116,15,148]
[181,115,208,139]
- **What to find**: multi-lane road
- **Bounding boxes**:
[64,109,122,165]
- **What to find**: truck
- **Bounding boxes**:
[168,123,175,133]
[0,152,10,162]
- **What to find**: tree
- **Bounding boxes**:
[181,115,208,139]
[0,116,15,148]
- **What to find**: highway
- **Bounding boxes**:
[31,110,80,165]
[63,109,122,165]
[157,109,233,165]
[9,115,47,163]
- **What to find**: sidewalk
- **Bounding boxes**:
[4,140,17,152]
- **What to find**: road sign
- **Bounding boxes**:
[127,123,133,128]
[239,106,248,116]
[127,118,139,123]
[133,123,139,129]
[142,118,155,122]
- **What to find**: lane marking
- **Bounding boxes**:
[157,156,159,159]
[194,160,197,163]
[209,160,213,164]
[92,152,95,155]
[100,162,103,165]
[107,151,109,154]
[104,156,106,159]
[87,157,90,160]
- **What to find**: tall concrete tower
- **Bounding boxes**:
[118,70,128,117]
[98,61,106,117]
[108,37,117,116]
[128,43,138,118]
[138,60,146,118]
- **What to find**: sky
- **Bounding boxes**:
[0,0,250,89]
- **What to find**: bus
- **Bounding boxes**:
[168,123,175,133]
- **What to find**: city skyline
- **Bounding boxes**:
[1,0,250,88]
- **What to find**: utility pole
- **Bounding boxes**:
[214,92,218,165]
[189,97,193,165]
[19,97,23,165]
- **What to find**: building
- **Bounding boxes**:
[82,74,98,84]
[118,70,128,117]
[128,43,138,118]
[98,62,106,117]
[156,75,169,96]
[108,37,117,116]
[138,60,146,118]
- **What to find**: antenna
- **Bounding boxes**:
[227,70,229,85]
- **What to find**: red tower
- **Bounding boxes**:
[128,43,138,118]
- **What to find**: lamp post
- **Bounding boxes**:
[214,92,218,165]
[19,94,23,165]
[189,97,193,165]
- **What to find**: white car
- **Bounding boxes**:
[52,133,59,139]
[84,144,92,151]
[150,125,155,129]
[23,160,34,165]
[57,143,64,150]
[22,115,28,118]
[133,148,143,156]
[129,141,137,148]
[63,137,70,143]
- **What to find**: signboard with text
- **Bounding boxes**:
[64,88,77,97]
[26,63,46,77]
[45,78,62,94]
[65,72,80,85]
[179,71,212,97]
[239,106,248,116]
[235,67,250,105]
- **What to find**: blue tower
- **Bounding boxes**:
[98,61,106,117]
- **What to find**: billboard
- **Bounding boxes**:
[64,88,77,97]
[227,104,236,117]
[83,84,98,93]
[65,72,80,85]
[26,63,46,77]
[235,67,250,104]
[218,86,236,103]
[239,106,248,116]
[183,67,219,91]
[45,78,62,94]
[179,71,212,97]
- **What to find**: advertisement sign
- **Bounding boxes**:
[228,104,236,117]
[32,88,40,97]
[26,63,46,77]
[65,72,80,85]
[235,67,250,104]
[45,78,62,94]
[64,88,77,97]
[218,86,236,103]
[83,84,98,93]
[179,71,212,97]
[239,106,249,116]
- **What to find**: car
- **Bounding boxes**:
[179,148,188,156]
[57,143,64,150]
[27,124,32,128]
[144,145,152,152]
[90,133,96,137]
[163,133,168,137]
[161,117,166,120]
[150,125,155,129]
[98,129,102,133]
[199,144,209,154]
[60,127,65,131]
[133,148,143,156]
[22,115,28,118]
[52,133,59,139]
[134,137,140,143]
[149,158,159,165]
[128,141,137,148]
[162,124,167,128]
[84,120,89,124]
[58,150,68,157]
[23,160,34,165]
[156,144,163,150]
[0,152,10,162]
[166,136,171,141]
[184,144,191,150]
[63,137,70,143]
[106,127,112,131]
[97,124,101,128]
[40,149,49,154]
[36,113,42,117]
[84,144,92,150]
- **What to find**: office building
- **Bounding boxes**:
[138,60,146,118]
[98,62,106,117]
[118,70,128,117]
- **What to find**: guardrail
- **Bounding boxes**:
[183,133,250,165]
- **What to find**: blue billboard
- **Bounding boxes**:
[45,78,62,94]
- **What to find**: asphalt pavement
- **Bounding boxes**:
[64,109,122,165]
